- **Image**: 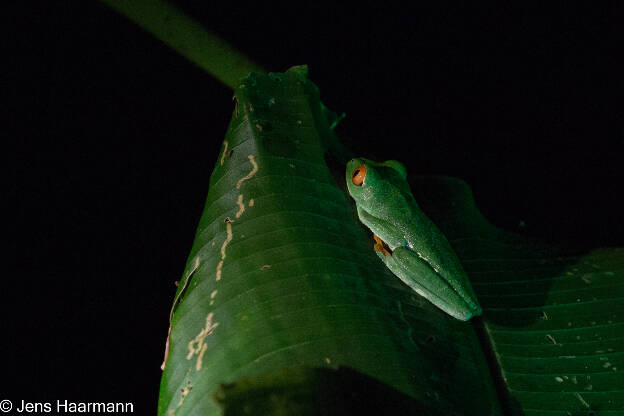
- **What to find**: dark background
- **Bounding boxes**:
[6,1,623,413]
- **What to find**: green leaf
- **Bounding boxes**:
[158,67,623,415]
[157,66,498,415]
[408,176,624,415]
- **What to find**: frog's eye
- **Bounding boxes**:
[352,165,367,186]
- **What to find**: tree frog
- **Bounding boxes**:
[346,158,482,321]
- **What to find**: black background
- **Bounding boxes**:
[6,2,623,413]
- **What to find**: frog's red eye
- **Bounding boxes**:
[352,165,366,186]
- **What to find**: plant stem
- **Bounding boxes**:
[99,0,264,89]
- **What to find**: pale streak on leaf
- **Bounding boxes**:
[216,157,256,280]
[177,381,193,408]
[220,141,229,166]
[235,155,258,189]
[574,392,590,409]
[235,194,245,218]
[197,343,208,371]
[216,222,233,281]
[187,312,220,371]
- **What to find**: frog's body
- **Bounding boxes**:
[346,158,482,321]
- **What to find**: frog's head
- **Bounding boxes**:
[346,158,409,220]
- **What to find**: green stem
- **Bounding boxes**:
[99,0,264,89]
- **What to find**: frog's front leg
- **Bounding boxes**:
[380,246,478,321]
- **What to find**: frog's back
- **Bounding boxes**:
[405,206,481,314]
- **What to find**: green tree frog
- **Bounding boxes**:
[346,158,482,321]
